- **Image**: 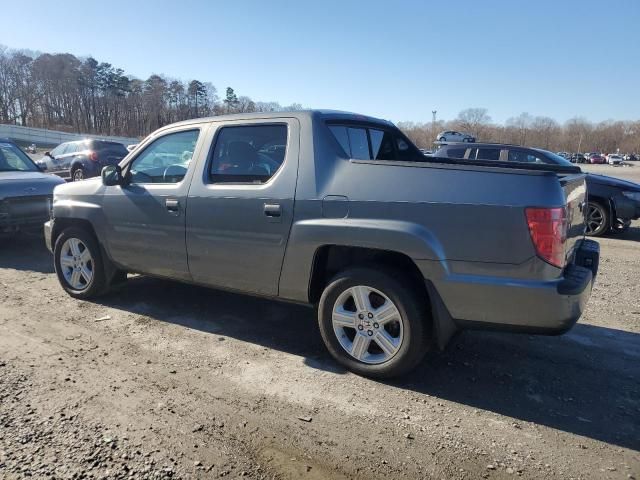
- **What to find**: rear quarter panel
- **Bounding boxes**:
[279,117,568,302]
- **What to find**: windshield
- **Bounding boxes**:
[0,142,39,172]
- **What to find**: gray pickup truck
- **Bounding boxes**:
[44,111,599,378]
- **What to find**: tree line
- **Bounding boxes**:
[0,47,301,138]
[1,47,638,153]
[400,108,640,154]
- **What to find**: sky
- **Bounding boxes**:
[1,0,639,125]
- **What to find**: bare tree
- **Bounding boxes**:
[455,108,492,139]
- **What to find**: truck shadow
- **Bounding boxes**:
[398,324,640,452]
[0,233,53,274]
[93,274,640,452]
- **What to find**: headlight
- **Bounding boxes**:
[622,191,640,202]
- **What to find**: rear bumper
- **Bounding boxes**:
[427,239,600,335]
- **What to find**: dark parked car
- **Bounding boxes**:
[0,138,65,234]
[45,111,599,378]
[434,142,640,236]
[570,153,586,164]
[37,139,129,181]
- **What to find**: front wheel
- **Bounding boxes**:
[72,167,85,181]
[54,227,107,298]
[318,267,429,378]
[439,136,447,142]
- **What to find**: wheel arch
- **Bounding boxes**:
[52,217,120,282]
[52,217,97,248]
[307,245,457,350]
[588,194,614,232]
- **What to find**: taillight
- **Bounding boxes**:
[525,207,568,268]
[89,151,98,162]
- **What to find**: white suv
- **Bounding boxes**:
[437,131,475,143]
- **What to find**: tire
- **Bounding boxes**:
[72,167,85,181]
[585,201,609,237]
[54,227,107,298]
[318,267,429,378]
[439,137,447,142]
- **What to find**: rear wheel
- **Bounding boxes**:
[318,267,429,378]
[585,201,609,237]
[72,167,85,181]
[54,227,107,298]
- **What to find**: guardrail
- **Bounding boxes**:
[0,124,139,147]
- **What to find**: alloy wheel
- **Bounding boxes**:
[586,203,606,235]
[331,285,404,364]
[59,238,94,290]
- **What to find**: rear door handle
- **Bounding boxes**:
[165,198,180,214]
[264,203,282,222]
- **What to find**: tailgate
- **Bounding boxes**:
[559,173,587,263]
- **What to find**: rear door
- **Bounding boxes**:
[186,118,300,296]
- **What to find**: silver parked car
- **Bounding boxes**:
[0,138,64,234]
[436,130,475,143]
[607,154,624,165]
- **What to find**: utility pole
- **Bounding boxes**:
[431,110,437,143]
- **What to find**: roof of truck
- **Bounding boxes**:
[159,110,393,131]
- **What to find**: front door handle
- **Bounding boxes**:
[165,198,180,214]
[264,203,282,222]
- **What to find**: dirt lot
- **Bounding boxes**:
[1,165,639,480]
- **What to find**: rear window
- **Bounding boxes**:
[328,124,422,162]
[93,141,128,155]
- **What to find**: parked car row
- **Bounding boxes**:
[434,142,640,236]
[560,151,639,165]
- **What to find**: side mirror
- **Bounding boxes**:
[101,165,123,186]
[45,151,52,158]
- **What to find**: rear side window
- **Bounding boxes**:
[446,147,467,159]
[369,129,395,160]
[328,124,422,162]
[476,148,500,161]
[209,124,288,183]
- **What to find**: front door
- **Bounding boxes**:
[101,127,205,280]
[186,119,299,296]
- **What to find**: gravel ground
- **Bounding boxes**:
[1,165,639,480]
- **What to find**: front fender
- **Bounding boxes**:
[278,218,448,302]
